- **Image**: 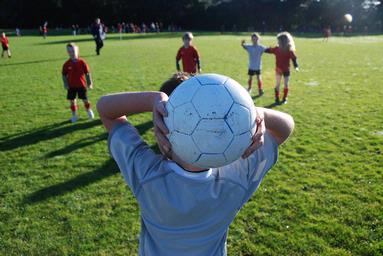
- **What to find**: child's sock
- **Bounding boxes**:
[247,79,252,90]
[283,88,289,99]
[84,102,91,110]
[70,104,78,114]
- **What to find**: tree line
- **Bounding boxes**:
[1,0,382,32]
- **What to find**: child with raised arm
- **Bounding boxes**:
[97,75,294,255]
[1,33,11,58]
[265,32,299,104]
[241,32,266,95]
[176,32,201,74]
[62,43,94,123]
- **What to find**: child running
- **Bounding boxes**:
[176,32,201,74]
[62,43,94,123]
[1,33,11,58]
[265,31,299,104]
[241,32,266,95]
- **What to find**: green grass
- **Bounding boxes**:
[0,32,382,255]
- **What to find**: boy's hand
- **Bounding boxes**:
[198,68,202,73]
[241,40,245,45]
[153,94,171,154]
[295,67,300,72]
[88,84,94,89]
[242,109,265,158]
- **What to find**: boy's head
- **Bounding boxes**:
[159,72,190,96]
[277,31,295,52]
[251,32,260,44]
[95,18,101,24]
[1,32,5,38]
[66,43,79,60]
[182,32,194,47]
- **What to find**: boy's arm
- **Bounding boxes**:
[264,47,272,54]
[176,59,181,71]
[97,91,169,133]
[261,107,294,145]
[85,73,93,89]
[62,75,69,90]
[241,40,246,49]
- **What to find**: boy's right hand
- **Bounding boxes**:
[241,40,245,45]
[153,93,171,154]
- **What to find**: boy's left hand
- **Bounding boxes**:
[241,109,265,158]
[88,84,93,89]
[153,94,171,154]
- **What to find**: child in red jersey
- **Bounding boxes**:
[1,33,11,58]
[62,43,94,123]
[176,32,201,74]
[265,32,299,104]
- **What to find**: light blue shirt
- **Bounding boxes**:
[109,122,278,255]
[243,44,266,71]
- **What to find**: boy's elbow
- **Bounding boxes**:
[281,114,295,145]
[96,96,107,117]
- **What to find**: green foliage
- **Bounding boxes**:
[0,33,382,255]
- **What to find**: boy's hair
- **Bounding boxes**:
[66,42,79,51]
[277,31,296,52]
[160,72,191,96]
[182,32,194,40]
[251,32,260,39]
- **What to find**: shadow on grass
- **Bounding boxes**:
[0,55,94,67]
[23,158,119,204]
[23,120,159,204]
[45,133,108,158]
[263,102,280,109]
[0,119,101,151]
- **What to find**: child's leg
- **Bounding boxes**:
[247,75,253,92]
[256,74,263,95]
[275,73,282,103]
[82,99,94,119]
[7,49,11,58]
[1,50,4,58]
[283,75,290,101]
[70,99,78,122]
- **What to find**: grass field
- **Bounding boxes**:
[0,32,382,255]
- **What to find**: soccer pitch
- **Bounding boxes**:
[0,32,382,255]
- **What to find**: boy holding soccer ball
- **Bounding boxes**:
[265,31,299,104]
[241,32,266,95]
[97,74,294,255]
[176,32,201,74]
[62,43,94,123]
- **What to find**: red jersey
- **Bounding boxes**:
[267,47,297,73]
[1,36,9,47]
[176,45,200,73]
[62,58,90,88]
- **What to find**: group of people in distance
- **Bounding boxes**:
[175,31,299,105]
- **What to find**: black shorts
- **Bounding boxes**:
[67,87,88,100]
[276,69,290,77]
[248,69,261,76]
[2,45,8,51]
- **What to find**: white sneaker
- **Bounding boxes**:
[87,109,94,120]
[71,115,78,123]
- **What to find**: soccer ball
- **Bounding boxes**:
[344,14,353,23]
[164,74,257,169]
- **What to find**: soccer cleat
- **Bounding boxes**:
[282,98,288,104]
[275,97,280,104]
[87,109,95,119]
[71,114,78,123]
[247,88,252,93]
[258,89,264,96]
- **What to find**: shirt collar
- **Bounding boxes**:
[167,161,212,180]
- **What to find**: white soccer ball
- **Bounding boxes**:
[164,74,257,169]
[344,14,353,23]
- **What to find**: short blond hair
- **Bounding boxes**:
[183,32,194,40]
[251,32,260,39]
[277,31,295,52]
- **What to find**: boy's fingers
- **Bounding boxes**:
[153,111,169,134]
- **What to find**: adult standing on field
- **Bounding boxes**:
[91,18,105,55]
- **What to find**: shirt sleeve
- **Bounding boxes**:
[62,63,67,75]
[193,47,200,59]
[108,122,163,196]
[217,131,278,203]
[290,51,297,60]
[176,48,182,61]
[82,60,90,73]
